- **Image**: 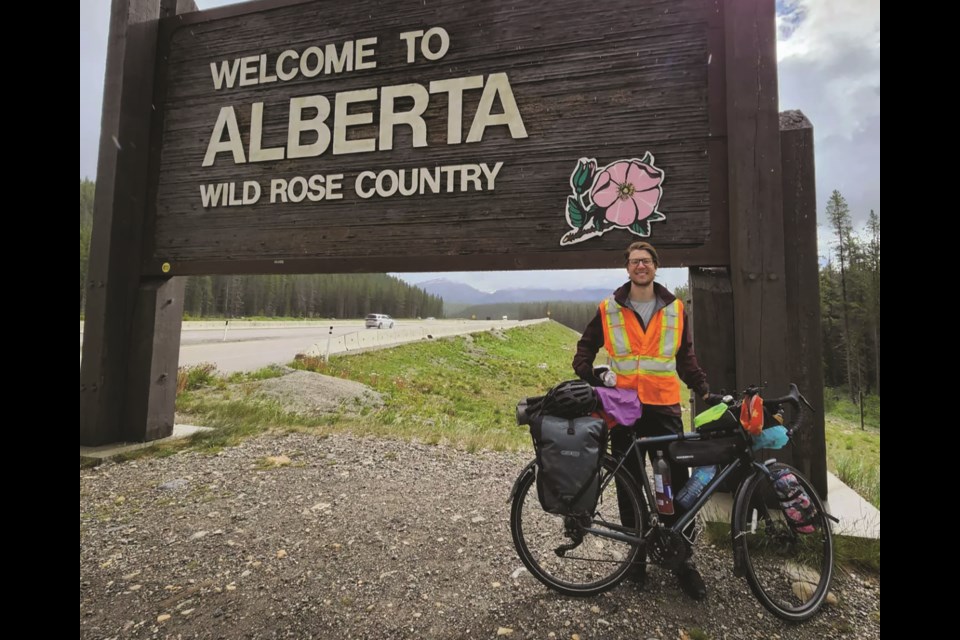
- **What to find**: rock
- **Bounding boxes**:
[791,581,815,603]
[783,561,821,586]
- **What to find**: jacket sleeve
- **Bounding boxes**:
[677,309,710,397]
[572,310,605,386]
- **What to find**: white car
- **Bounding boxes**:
[365,314,395,329]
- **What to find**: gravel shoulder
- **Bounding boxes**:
[80,432,880,639]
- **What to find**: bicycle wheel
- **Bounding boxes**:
[732,463,834,621]
[510,456,646,596]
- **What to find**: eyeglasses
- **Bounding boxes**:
[627,258,654,267]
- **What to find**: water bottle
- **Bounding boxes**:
[675,465,718,511]
[654,451,674,515]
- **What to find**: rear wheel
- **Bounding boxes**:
[510,456,645,596]
[732,463,834,621]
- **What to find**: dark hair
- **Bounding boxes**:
[623,241,660,267]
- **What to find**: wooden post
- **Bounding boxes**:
[723,0,789,397]
[689,267,737,406]
[123,277,185,441]
[80,0,195,445]
[80,0,163,445]
[780,110,827,497]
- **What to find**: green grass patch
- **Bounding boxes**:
[135,322,583,460]
[177,362,221,393]
[834,534,880,573]
[291,322,582,451]
[823,388,880,429]
[825,415,880,509]
[225,364,288,383]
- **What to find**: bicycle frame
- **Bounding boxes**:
[579,430,761,547]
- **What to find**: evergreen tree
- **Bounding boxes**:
[825,190,858,401]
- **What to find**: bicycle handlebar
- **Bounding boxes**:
[716,383,815,436]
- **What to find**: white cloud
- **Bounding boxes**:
[777,0,880,224]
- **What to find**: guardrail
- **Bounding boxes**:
[303,319,547,359]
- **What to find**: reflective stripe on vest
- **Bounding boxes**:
[601,297,632,356]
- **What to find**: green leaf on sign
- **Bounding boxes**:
[630,220,651,236]
[647,211,666,222]
[567,196,584,229]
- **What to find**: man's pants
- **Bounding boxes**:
[610,410,694,571]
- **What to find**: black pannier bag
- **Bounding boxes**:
[529,415,608,516]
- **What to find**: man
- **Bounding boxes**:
[572,240,711,600]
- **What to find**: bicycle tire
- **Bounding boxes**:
[732,463,834,621]
[510,455,646,596]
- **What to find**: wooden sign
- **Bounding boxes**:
[146,0,724,274]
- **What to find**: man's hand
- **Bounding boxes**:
[702,393,727,406]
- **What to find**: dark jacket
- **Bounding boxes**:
[572,281,709,416]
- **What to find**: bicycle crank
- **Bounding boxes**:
[646,527,689,571]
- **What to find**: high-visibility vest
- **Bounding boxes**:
[599,296,683,406]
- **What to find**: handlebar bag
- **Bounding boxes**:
[694,406,741,438]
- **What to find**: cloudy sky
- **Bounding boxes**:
[79,0,880,294]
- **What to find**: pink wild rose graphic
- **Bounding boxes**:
[560,153,667,246]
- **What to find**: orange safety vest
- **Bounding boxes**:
[599,296,683,406]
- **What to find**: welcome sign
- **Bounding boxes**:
[146,0,718,274]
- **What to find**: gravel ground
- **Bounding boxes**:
[80,432,880,640]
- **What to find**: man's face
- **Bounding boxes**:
[626,250,657,287]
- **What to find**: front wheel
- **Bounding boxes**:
[510,456,646,596]
[732,463,834,621]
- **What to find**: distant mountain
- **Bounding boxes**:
[416,279,491,304]
[488,287,612,303]
[417,278,611,304]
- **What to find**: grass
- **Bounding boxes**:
[834,534,880,573]
[289,322,581,452]
[95,322,581,464]
[823,389,880,430]
[824,413,880,509]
